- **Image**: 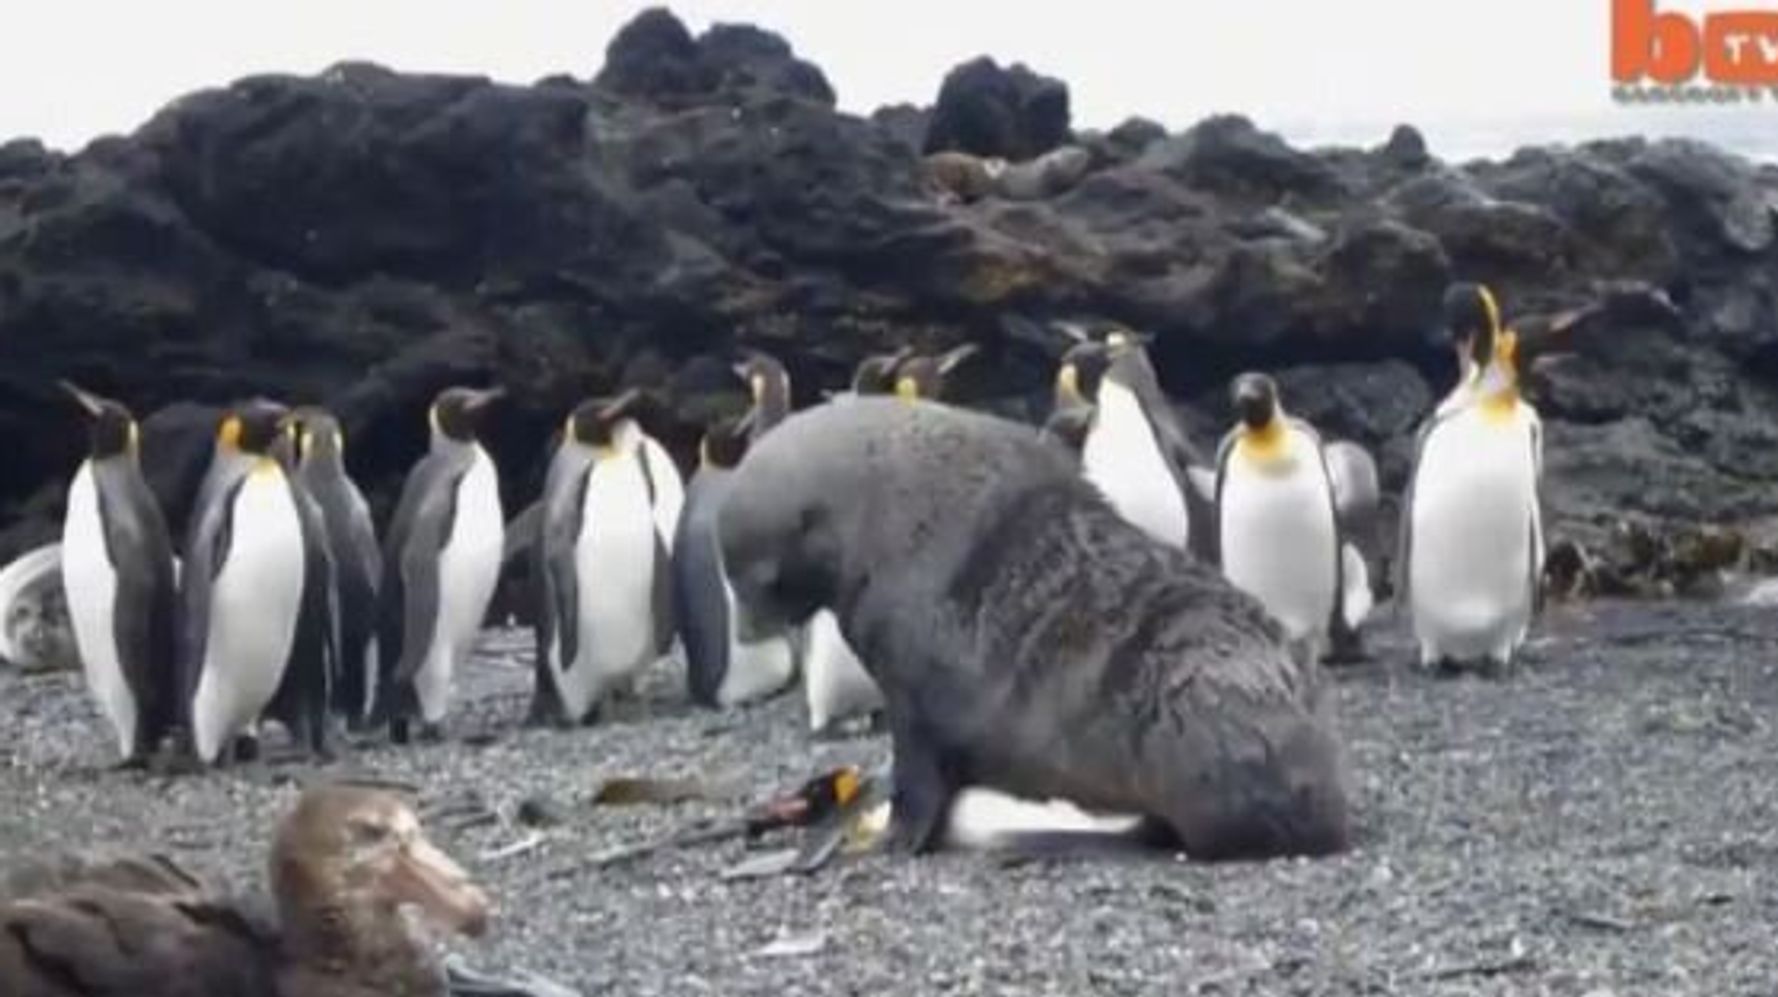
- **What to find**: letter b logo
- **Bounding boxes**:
[1613,0,1703,83]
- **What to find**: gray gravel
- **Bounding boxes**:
[4,601,1778,996]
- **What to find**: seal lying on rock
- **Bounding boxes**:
[716,397,1352,860]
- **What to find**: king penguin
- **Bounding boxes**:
[734,350,793,440]
[57,382,179,766]
[293,406,381,729]
[673,411,799,708]
[531,390,674,725]
[376,386,506,743]
[893,343,980,402]
[849,347,915,397]
[1054,334,1211,556]
[1213,373,1343,664]
[179,399,320,766]
[1400,283,1546,674]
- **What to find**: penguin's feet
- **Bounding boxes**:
[231,733,261,765]
[390,717,412,746]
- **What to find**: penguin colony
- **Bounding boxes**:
[45,280,1544,857]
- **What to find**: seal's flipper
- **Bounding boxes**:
[885,712,956,854]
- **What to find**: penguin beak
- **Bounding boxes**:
[465,387,505,412]
[58,380,106,417]
[598,388,643,421]
[938,342,980,375]
[733,408,758,437]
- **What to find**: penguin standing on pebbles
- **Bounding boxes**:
[1400,283,1546,675]
[376,386,506,743]
[180,399,324,766]
[1213,373,1342,665]
[674,412,798,708]
[57,382,179,766]
[293,406,381,729]
[531,391,674,725]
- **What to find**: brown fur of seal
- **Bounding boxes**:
[716,398,1353,861]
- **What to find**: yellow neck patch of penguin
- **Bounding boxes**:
[127,420,141,457]
[894,377,920,401]
[1475,328,1522,422]
[1236,417,1289,464]
[250,455,281,478]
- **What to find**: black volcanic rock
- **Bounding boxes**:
[922,56,1071,161]
[4,7,1778,596]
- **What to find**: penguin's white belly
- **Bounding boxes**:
[1081,385,1189,549]
[418,451,504,724]
[61,465,136,758]
[192,471,305,763]
[552,458,656,720]
[1218,447,1339,643]
[1409,408,1539,661]
[716,576,796,706]
[1341,543,1374,630]
[802,608,882,732]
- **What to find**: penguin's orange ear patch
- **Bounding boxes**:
[218,415,243,451]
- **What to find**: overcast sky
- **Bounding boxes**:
[0,1,1763,157]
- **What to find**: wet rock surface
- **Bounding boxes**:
[3,7,1778,595]
[4,605,1778,995]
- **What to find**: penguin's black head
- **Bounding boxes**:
[851,346,915,395]
[431,386,504,443]
[566,389,644,450]
[228,398,295,457]
[1056,341,1111,406]
[1231,372,1279,431]
[1443,282,1503,372]
[700,412,754,470]
[894,343,979,402]
[60,381,138,459]
[293,406,346,465]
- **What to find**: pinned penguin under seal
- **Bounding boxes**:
[376,386,506,743]
[530,390,676,726]
[57,381,180,767]
[179,399,331,766]
[1399,283,1546,675]
[1213,373,1344,665]
[673,411,798,709]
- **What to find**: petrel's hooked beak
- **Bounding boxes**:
[386,831,493,939]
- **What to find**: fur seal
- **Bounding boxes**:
[716,398,1351,860]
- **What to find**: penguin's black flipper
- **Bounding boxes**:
[501,500,543,566]
[1527,418,1547,620]
[266,481,338,758]
[672,475,731,708]
[376,451,466,728]
[651,530,675,660]
[96,462,181,756]
[175,471,244,724]
[542,457,592,674]
[1393,410,1449,606]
